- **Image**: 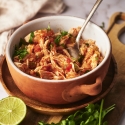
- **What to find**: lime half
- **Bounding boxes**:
[0,96,27,125]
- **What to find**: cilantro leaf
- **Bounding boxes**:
[14,47,28,59]
[54,35,61,45]
[61,31,68,36]
[29,31,35,43]
[54,31,68,46]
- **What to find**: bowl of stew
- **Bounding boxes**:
[5,16,111,104]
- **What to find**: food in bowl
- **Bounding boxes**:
[6,16,111,104]
[13,26,103,80]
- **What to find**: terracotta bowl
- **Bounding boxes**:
[5,16,111,104]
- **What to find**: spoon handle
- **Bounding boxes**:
[76,0,103,44]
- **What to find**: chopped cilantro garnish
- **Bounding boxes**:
[54,31,68,46]
[14,47,28,59]
[29,31,34,43]
[47,25,51,30]
[54,35,61,45]
[60,31,68,36]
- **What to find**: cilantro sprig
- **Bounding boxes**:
[13,38,29,59]
[54,31,68,45]
[29,31,35,43]
[38,99,115,125]
[14,47,28,59]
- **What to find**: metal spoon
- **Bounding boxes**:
[68,0,103,58]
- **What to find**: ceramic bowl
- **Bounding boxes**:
[5,16,111,104]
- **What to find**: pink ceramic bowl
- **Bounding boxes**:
[5,16,111,104]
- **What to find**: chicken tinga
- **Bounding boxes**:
[13,26,103,80]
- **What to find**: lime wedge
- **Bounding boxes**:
[0,96,27,125]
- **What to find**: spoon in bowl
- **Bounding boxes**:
[68,0,103,58]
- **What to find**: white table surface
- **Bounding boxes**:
[0,0,125,124]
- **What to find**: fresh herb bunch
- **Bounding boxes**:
[38,99,115,125]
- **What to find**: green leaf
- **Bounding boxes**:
[54,35,61,45]
[73,110,83,117]
[85,115,94,124]
[102,121,108,125]
[93,110,99,120]
[80,121,85,125]
[54,31,68,46]
[47,25,51,30]
[38,121,46,125]
[86,121,98,125]
[85,104,95,113]
[29,31,35,43]
[20,50,28,59]
[60,120,67,125]
[61,31,68,36]
[67,114,74,120]
[67,120,75,125]
[14,48,28,59]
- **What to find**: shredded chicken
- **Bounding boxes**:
[13,27,103,80]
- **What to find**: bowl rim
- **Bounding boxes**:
[6,15,112,83]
